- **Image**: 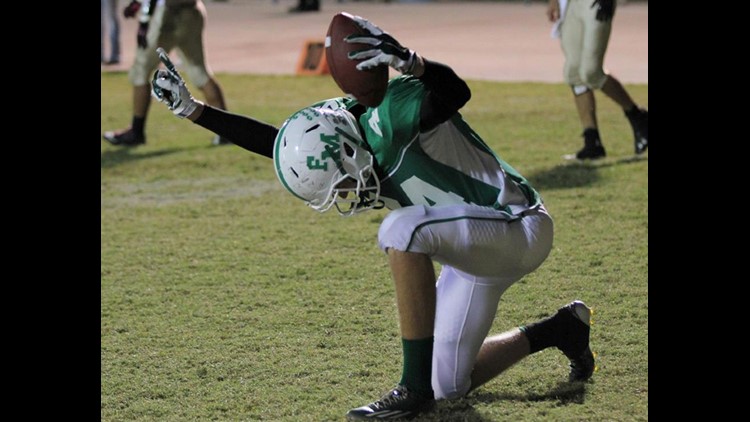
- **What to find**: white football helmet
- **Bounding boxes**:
[273,105,381,216]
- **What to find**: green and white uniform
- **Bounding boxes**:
[189,51,561,403]
[317,75,554,400]
[319,75,541,215]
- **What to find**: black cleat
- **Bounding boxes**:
[565,129,606,161]
[574,144,606,160]
[626,107,649,155]
[346,385,435,421]
[556,300,595,382]
[103,128,145,147]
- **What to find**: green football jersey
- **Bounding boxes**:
[317,75,542,216]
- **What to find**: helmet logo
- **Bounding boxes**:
[306,132,342,172]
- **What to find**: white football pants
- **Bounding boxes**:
[377,203,554,399]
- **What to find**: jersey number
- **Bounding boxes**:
[400,176,468,206]
[368,109,383,137]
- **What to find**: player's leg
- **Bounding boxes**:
[577,5,611,160]
[520,300,595,382]
[426,206,553,397]
[469,328,530,390]
[391,248,438,398]
[561,1,604,160]
[102,70,153,146]
[348,204,554,419]
[389,250,436,342]
[573,87,598,131]
[346,246,438,421]
[197,78,226,111]
[600,75,634,110]
[175,2,225,109]
[174,2,230,145]
[569,87,606,159]
[425,206,592,392]
[600,76,648,154]
[580,3,648,155]
[197,76,232,144]
[103,4,167,146]
[100,0,105,63]
[106,0,121,64]
[467,299,595,391]
[349,205,457,420]
[432,266,515,399]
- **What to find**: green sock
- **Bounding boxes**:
[399,337,434,397]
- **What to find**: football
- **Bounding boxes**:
[325,12,388,107]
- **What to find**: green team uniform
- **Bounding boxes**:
[311,75,554,401]
[153,23,589,412]
[317,75,541,216]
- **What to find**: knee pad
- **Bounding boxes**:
[580,69,608,90]
[572,84,590,96]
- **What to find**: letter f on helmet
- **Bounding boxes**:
[273,106,381,216]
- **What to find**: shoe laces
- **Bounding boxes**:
[378,386,409,407]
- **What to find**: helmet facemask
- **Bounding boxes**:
[327,128,381,216]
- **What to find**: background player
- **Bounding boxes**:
[103,0,230,147]
[547,0,648,160]
[150,13,594,420]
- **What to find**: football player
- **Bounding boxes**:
[103,0,230,147]
[547,0,648,160]
[151,14,594,421]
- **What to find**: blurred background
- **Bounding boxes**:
[101,0,647,83]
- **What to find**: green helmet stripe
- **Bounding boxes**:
[335,126,363,146]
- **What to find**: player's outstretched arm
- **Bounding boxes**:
[194,107,277,159]
[150,48,277,158]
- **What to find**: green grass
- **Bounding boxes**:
[101,72,647,421]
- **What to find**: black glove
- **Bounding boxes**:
[137,22,149,49]
[123,0,141,19]
[591,0,615,22]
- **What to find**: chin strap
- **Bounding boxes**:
[357,192,384,211]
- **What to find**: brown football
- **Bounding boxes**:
[325,12,388,107]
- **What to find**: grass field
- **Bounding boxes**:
[101,72,648,421]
